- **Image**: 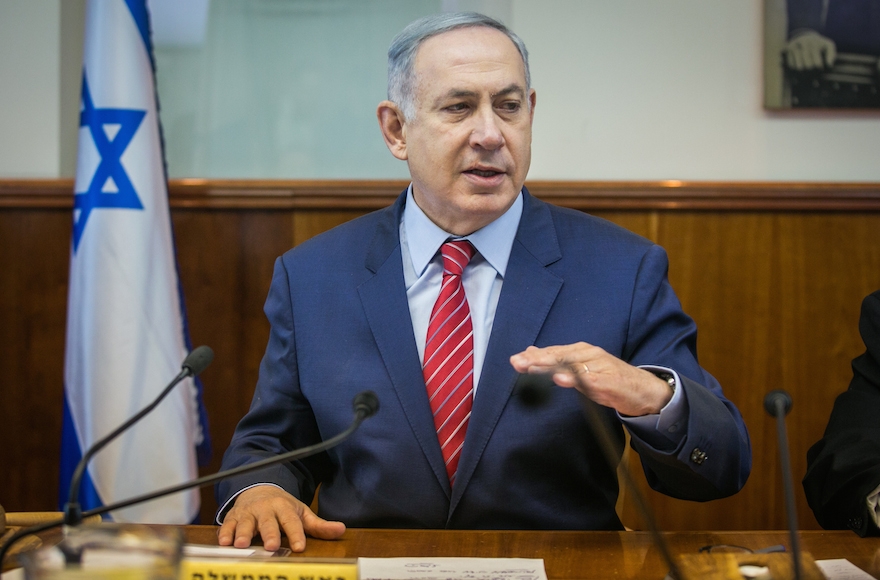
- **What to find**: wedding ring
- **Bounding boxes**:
[571,362,590,375]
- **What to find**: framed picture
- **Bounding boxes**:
[764,0,880,108]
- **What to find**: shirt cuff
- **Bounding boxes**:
[617,366,688,448]
[215,482,286,525]
[868,481,880,529]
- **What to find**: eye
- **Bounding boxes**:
[444,102,470,113]
[498,100,521,113]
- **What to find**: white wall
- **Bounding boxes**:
[1,0,878,181]
[517,0,880,181]
[0,0,62,178]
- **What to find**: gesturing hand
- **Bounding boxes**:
[510,342,672,416]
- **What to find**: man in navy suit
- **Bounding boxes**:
[216,12,751,552]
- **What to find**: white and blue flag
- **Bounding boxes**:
[60,0,210,523]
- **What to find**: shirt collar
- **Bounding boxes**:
[403,184,523,277]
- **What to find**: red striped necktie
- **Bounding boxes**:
[423,239,476,484]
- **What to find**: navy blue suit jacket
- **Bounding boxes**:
[217,189,751,530]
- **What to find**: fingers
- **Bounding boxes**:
[824,42,837,68]
[803,40,823,69]
[510,343,601,394]
[510,343,601,376]
[275,507,307,552]
[216,485,345,553]
[255,509,286,552]
[217,509,261,549]
[301,509,347,540]
[217,516,240,547]
[785,32,836,70]
[278,504,345,552]
[510,343,672,416]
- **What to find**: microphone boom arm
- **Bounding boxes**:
[1,392,376,568]
[86,407,368,518]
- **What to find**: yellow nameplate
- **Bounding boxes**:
[179,557,358,580]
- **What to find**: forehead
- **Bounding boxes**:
[412,26,527,91]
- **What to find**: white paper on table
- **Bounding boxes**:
[0,567,23,580]
[816,558,875,580]
[183,544,290,558]
[359,557,547,580]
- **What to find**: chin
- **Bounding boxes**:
[463,194,518,220]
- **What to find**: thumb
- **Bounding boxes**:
[300,506,346,539]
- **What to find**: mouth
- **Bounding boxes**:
[464,167,505,178]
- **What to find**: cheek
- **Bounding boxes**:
[508,132,532,171]
[416,140,459,173]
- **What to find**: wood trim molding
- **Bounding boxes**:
[2,178,880,211]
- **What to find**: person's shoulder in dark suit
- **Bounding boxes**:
[803,289,880,536]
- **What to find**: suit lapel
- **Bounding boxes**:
[450,191,564,514]
[357,192,453,496]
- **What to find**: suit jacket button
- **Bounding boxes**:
[690,448,707,465]
[848,517,863,530]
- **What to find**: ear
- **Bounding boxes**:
[528,88,537,125]
[377,100,408,160]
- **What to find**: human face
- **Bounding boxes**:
[380,27,536,236]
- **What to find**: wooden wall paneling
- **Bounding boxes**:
[4,180,880,532]
[592,212,772,531]
[615,212,880,532]
[774,214,880,529]
[587,212,657,242]
[0,209,71,511]
[292,211,369,247]
[173,208,252,523]
[172,208,297,523]
[657,212,783,531]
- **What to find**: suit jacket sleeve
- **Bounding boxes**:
[215,257,332,514]
[803,290,880,536]
[621,244,751,500]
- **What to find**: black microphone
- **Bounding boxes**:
[764,389,803,580]
[514,373,684,580]
[352,390,380,418]
[0,391,379,568]
[182,345,215,376]
[63,346,215,527]
[513,372,555,408]
[764,389,793,418]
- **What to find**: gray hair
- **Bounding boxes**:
[387,12,531,121]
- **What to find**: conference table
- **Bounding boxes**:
[4,526,879,578]
[177,527,878,579]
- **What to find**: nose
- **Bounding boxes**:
[469,107,504,151]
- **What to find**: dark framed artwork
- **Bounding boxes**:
[764,0,880,108]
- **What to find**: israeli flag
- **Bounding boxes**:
[60,0,210,523]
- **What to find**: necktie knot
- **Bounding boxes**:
[441,240,475,277]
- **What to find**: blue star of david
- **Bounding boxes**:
[73,74,146,251]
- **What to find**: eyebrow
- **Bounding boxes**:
[436,84,526,105]
[491,84,526,100]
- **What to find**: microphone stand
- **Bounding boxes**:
[515,375,828,580]
[765,390,803,580]
[0,392,378,568]
[676,390,823,580]
[577,396,685,580]
[514,373,685,578]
